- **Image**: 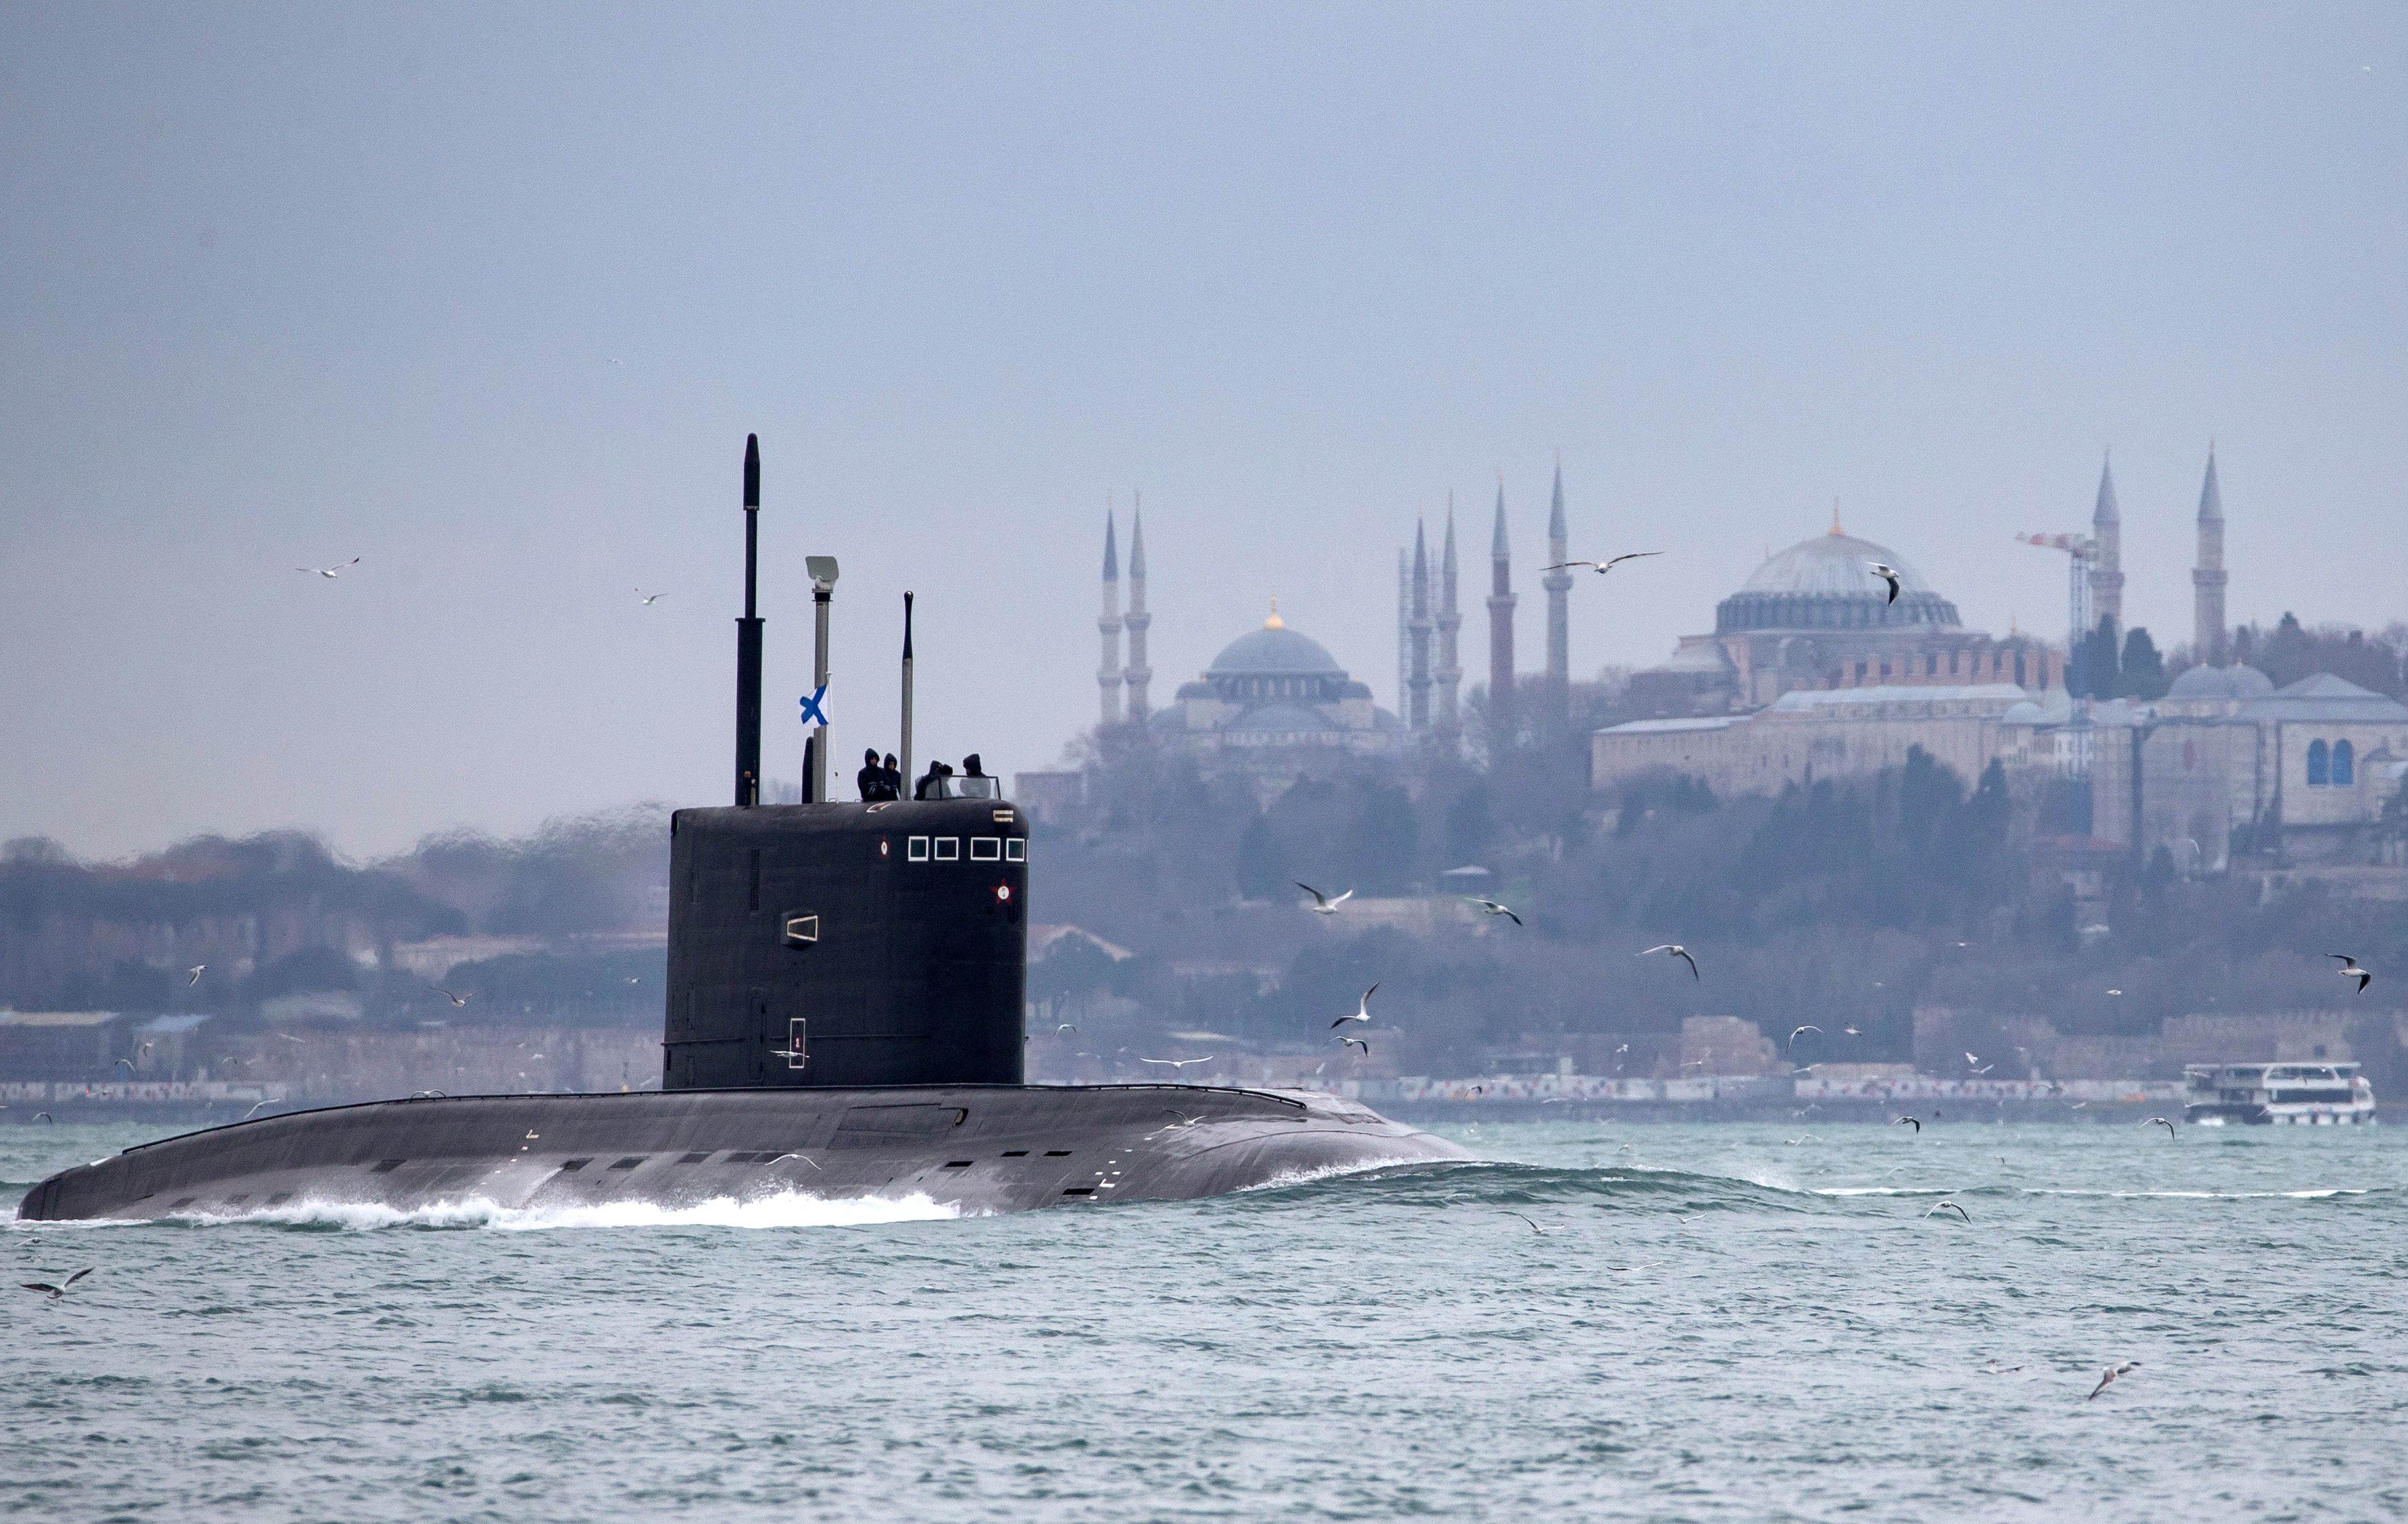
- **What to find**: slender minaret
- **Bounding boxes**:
[2194,445,2228,663]
[1122,493,1151,721]
[1397,547,1410,717]
[1436,495,1462,743]
[1487,478,1517,749]
[1097,507,1123,726]
[1542,457,1572,731]
[2089,453,2124,639]
[1408,518,1434,731]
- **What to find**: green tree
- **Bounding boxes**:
[2119,627,2167,698]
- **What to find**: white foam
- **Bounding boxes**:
[170,1189,962,1233]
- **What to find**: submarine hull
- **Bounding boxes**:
[14,1084,1467,1223]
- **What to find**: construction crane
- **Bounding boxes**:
[2015,531,2096,657]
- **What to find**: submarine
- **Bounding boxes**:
[16,436,1465,1225]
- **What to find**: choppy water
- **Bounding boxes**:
[6,1117,2403,1522]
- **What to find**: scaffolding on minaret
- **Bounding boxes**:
[1436,495,1462,746]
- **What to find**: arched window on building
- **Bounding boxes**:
[2307,739,2329,786]
[2333,739,2354,786]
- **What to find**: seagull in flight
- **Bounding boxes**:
[186,964,206,987]
[636,588,665,606]
[1056,1023,1077,1035]
[19,1268,93,1302]
[1137,1055,1213,1071]
[1788,1025,1822,1050]
[114,1058,134,1075]
[2330,954,2372,992]
[2145,1116,2177,1138]
[1544,552,1663,576]
[297,557,360,579]
[1640,944,1699,980]
[1842,1025,1861,1038]
[1465,897,1522,925]
[1893,1115,1921,1134]
[1506,1212,1548,1236]
[1332,983,1378,1029]
[1294,881,1353,914]
[438,989,472,1007]
[1926,1200,1970,1223]
[2086,1361,2140,1401]
[1866,561,1901,604]
[1964,1051,1993,1075]
[1337,1035,1371,1055]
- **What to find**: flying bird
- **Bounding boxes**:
[1976,1363,2026,1376]
[1893,1116,1921,1134]
[1927,1200,1970,1223]
[1332,983,1379,1029]
[186,964,205,986]
[1294,882,1353,914]
[439,989,472,1007]
[1842,1025,1862,1038]
[2330,954,2372,993]
[1788,1025,1822,1050]
[1056,1023,1077,1035]
[19,1268,93,1301]
[636,588,664,605]
[2086,1361,2140,1402]
[243,1100,274,1119]
[114,1058,134,1075]
[1136,1055,1213,1071]
[2145,1116,2178,1138]
[1465,897,1522,925]
[1337,1036,1371,1055]
[1543,552,1663,576]
[297,557,360,579]
[1866,561,1901,604]
[1640,944,1700,980]
[1506,1212,1548,1236]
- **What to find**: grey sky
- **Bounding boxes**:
[3,4,2403,859]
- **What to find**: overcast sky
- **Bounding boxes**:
[3,4,2403,860]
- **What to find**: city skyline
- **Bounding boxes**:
[3,5,2402,858]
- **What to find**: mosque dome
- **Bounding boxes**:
[2165,663,2274,701]
[1205,626,1347,678]
[1715,524,1961,635]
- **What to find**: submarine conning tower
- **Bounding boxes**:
[662,800,1029,1089]
[663,432,1030,1091]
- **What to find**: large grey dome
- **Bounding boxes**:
[1742,532,1929,596]
[2166,663,2274,701]
[1205,624,1345,678]
[1717,529,1959,634]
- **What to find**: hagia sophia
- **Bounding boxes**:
[1045,452,2408,869]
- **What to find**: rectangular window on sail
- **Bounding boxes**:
[933,838,959,861]
[1004,839,1026,863]
[970,838,1001,862]
[907,836,930,862]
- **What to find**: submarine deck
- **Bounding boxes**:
[15,1083,1468,1222]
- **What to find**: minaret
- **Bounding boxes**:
[1436,495,1462,743]
[1408,518,1434,731]
[1397,548,1410,718]
[1542,457,1572,731]
[1487,478,1517,749]
[1122,494,1152,721]
[2089,453,2124,638]
[1097,507,1123,726]
[2194,446,2228,663]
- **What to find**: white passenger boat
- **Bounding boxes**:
[2182,1063,2376,1125]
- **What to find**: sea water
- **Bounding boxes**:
[5,1117,2403,1521]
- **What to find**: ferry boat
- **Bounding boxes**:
[2182,1063,2376,1125]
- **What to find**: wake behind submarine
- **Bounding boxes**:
[16,437,1464,1225]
